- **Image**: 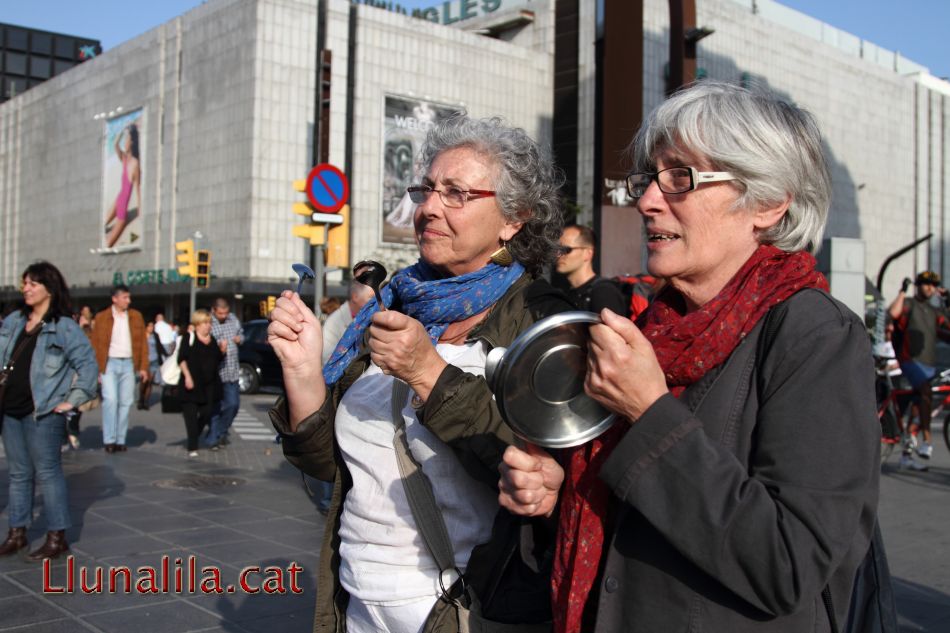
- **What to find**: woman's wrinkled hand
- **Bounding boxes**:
[367,310,447,397]
[498,443,564,518]
[586,308,669,422]
[267,291,323,380]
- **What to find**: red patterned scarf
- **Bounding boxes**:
[551,245,828,633]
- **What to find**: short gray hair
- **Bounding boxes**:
[631,81,830,253]
[420,116,564,275]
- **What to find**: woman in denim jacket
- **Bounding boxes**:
[0,262,98,560]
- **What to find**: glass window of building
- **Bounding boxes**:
[54,37,74,58]
[5,51,27,75]
[6,28,28,51]
[31,32,52,55]
[29,56,51,79]
[53,59,73,75]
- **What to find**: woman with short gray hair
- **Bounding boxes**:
[500,82,879,632]
[269,115,570,632]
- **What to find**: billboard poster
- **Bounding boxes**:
[381,95,462,244]
[100,108,144,249]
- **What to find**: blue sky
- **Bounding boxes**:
[2,0,947,79]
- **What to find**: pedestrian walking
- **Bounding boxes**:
[178,310,226,457]
[0,262,98,560]
[206,298,243,449]
[90,284,149,452]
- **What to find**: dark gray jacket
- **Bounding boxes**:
[593,289,879,632]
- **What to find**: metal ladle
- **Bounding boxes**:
[353,260,388,311]
[292,263,315,295]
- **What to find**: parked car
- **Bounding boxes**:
[238,319,284,394]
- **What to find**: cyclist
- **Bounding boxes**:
[888,270,950,469]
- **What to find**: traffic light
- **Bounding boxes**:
[292,178,325,244]
[266,296,277,315]
[195,250,211,288]
[292,223,325,245]
[293,179,312,217]
[326,204,350,268]
[176,239,195,277]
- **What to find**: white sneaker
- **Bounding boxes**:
[906,434,919,450]
[899,454,928,471]
[917,442,933,459]
[188,451,199,458]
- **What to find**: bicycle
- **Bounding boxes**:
[875,358,950,463]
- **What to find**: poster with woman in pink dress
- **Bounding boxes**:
[101,109,144,248]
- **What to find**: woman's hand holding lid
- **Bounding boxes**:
[586,308,669,422]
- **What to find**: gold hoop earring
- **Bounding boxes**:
[489,243,513,266]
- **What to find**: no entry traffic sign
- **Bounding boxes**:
[305,164,350,213]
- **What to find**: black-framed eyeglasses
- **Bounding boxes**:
[407,184,496,209]
[557,245,590,256]
[625,166,736,199]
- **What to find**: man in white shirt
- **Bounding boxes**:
[152,311,176,355]
[321,280,375,364]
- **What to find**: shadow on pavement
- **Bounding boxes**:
[893,576,950,633]
[882,464,950,491]
[193,555,316,632]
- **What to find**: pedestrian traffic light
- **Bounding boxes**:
[326,204,350,268]
[176,239,195,277]
[195,250,211,288]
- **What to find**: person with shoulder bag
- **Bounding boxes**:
[0,262,98,560]
[177,311,225,457]
[269,116,571,633]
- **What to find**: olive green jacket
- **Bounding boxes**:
[270,273,571,633]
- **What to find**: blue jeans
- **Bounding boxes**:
[101,357,135,445]
[208,381,240,444]
[2,412,72,530]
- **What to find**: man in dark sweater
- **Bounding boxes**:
[555,225,627,315]
[888,270,950,469]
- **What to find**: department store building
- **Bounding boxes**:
[0,0,947,323]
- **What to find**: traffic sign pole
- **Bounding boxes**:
[294,163,350,314]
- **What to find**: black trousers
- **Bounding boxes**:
[181,401,214,451]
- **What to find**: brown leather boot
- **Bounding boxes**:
[0,527,28,556]
[26,530,69,562]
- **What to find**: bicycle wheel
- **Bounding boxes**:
[944,412,950,454]
[880,407,900,464]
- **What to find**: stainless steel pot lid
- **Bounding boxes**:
[485,311,617,448]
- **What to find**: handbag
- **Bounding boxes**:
[161,385,183,414]
[389,380,550,633]
[160,332,194,385]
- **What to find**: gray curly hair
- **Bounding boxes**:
[419,116,565,275]
[631,81,830,253]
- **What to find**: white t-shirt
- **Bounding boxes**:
[337,341,497,606]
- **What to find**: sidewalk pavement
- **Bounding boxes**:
[0,392,324,633]
[1,394,949,632]
[879,421,950,633]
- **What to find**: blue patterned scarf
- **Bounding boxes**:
[323,260,525,385]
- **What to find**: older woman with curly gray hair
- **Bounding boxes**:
[268,115,571,632]
[500,82,879,633]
